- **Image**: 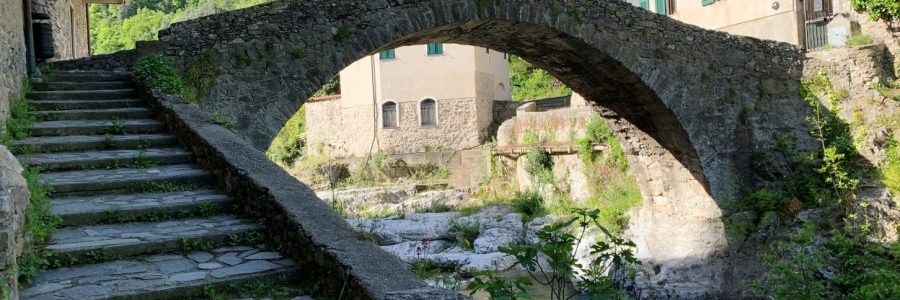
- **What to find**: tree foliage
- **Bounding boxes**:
[509,55,572,101]
[89,0,270,55]
[851,0,900,22]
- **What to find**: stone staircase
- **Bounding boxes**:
[16,71,305,299]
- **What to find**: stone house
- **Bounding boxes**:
[304,43,511,158]
[2,0,110,125]
[629,0,893,51]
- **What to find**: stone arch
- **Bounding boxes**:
[156,0,805,296]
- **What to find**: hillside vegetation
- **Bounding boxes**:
[89,0,269,55]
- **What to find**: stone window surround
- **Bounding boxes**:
[380,100,399,129]
[418,97,439,127]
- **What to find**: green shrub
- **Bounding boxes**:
[450,221,480,249]
[511,191,546,220]
[740,189,791,212]
[472,209,638,299]
[1,78,33,144]
[524,145,555,185]
[850,0,900,21]
[846,34,874,46]
[133,55,185,95]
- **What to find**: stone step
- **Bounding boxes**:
[41,164,216,195]
[29,89,138,100]
[45,72,132,82]
[32,81,134,91]
[31,107,154,121]
[31,99,144,110]
[11,134,178,153]
[23,246,298,300]
[29,119,164,136]
[46,215,262,263]
[20,148,194,171]
[52,189,234,226]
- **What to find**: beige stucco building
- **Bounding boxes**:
[630,0,867,50]
[305,43,511,158]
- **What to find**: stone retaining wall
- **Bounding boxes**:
[0,145,29,300]
[137,86,464,299]
[1,0,26,125]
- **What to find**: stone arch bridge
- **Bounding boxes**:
[62,0,814,298]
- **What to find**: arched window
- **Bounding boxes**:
[420,99,437,126]
[382,101,398,128]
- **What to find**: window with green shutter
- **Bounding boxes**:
[427,43,444,55]
[379,49,395,60]
[639,0,650,9]
[702,0,716,6]
[655,0,667,14]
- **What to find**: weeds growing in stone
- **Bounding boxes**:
[449,221,480,250]
[1,80,60,287]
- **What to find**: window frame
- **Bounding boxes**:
[381,100,399,128]
[418,98,438,126]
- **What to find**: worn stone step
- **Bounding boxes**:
[31,99,144,110]
[23,246,298,300]
[52,189,233,226]
[29,89,138,100]
[31,107,154,121]
[11,134,178,153]
[46,215,262,263]
[45,72,132,82]
[29,119,164,136]
[41,164,216,195]
[32,81,134,91]
[20,148,194,171]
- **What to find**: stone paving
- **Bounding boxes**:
[23,246,298,300]
[12,134,178,153]
[22,147,193,170]
[48,215,260,253]
[30,119,163,136]
[41,164,214,194]
[52,189,232,224]
[32,107,153,120]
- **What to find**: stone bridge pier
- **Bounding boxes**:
[148,0,810,297]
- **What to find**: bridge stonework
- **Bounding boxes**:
[144,0,812,297]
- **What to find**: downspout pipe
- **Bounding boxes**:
[23,0,44,82]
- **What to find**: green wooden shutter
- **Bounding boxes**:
[702,0,716,6]
[379,49,395,60]
[427,43,443,55]
[639,0,650,9]
[656,0,667,14]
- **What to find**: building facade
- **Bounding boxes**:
[629,0,871,50]
[32,0,99,61]
[305,43,511,158]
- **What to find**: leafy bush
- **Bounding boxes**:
[467,271,532,300]
[752,221,900,299]
[525,145,555,185]
[882,138,900,196]
[132,55,190,100]
[511,191,546,220]
[470,209,638,300]
[850,0,900,21]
